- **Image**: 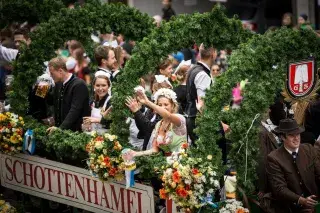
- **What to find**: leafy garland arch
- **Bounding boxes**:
[111,6,251,176]
[9,2,155,162]
[206,28,320,192]
[112,5,320,191]
[11,2,155,114]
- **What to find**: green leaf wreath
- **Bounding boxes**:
[111,5,252,179]
[9,2,155,161]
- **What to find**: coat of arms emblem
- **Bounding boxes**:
[282,58,319,125]
[287,59,317,99]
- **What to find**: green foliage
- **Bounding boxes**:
[0,0,65,27]
[204,28,320,193]
[10,2,154,166]
[23,116,90,166]
[11,2,155,115]
[111,5,251,177]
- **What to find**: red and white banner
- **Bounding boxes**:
[0,154,154,213]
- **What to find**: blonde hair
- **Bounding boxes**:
[156,95,179,113]
[48,57,67,71]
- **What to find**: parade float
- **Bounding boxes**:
[2,1,320,212]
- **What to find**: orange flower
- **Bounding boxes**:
[95,136,104,141]
[176,187,188,198]
[172,171,181,183]
[181,143,188,149]
[236,208,246,213]
[192,168,199,175]
[85,144,92,152]
[159,188,167,199]
[171,74,177,82]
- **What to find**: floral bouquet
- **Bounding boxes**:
[0,112,24,154]
[219,199,249,213]
[86,133,125,181]
[159,143,220,211]
[0,199,17,213]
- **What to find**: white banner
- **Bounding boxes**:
[0,153,154,213]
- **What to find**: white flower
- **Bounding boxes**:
[134,86,145,94]
[214,180,220,188]
[153,88,177,104]
[208,189,214,194]
[185,179,191,185]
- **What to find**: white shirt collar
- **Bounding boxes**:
[63,74,73,85]
[284,145,299,155]
[198,61,211,72]
[112,70,120,77]
[98,67,112,74]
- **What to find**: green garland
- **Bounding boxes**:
[204,28,320,193]
[111,5,251,177]
[10,2,155,162]
[0,0,65,28]
[10,2,155,115]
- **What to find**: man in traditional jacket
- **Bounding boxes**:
[266,118,320,213]
[47,57,90,133]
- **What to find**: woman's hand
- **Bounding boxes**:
[83,117,101,125]
[125,96,141,113]
[101,106,112,118]
[136,90,149,105]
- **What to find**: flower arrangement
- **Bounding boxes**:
[0,112,24,154]
[0,194,17,213]
[86,133,125,182]
[219,199,249,213]
[159,143,220,211]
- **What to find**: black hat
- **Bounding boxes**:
[300,14,308,21]
[274,119,305,134]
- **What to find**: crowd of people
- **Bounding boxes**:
[1,7,320,213]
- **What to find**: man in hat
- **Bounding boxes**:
[266,118,320,213]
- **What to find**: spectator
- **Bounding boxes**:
[174,60,191,114]
[71,47,91,85]
[266,119,320,212]
[153,15,162,27]
[83,72,112,132]
[157,58,173,79]
[126,75,172,150]
[210,63,221,84]
[282,12,294,28]
[162,0,176,21]
[132,88,187,156]
[46,57,90,133]
[94,45,116,79]
[185,45,217,144]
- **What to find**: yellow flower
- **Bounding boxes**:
[173,161,179,169]
[10,135,19,144]
[115,173,124,181]
[0,200,5,205]
[0,114,7,122]
[207,155,213,160]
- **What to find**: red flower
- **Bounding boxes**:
[185,184,191,191]
[159,188,167,199]
[176,187,188,198]
[104,157,110,164]
[192,168,199,175]
[109,167,117,176]
[181,143,188,149]
[172,171,181,183]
